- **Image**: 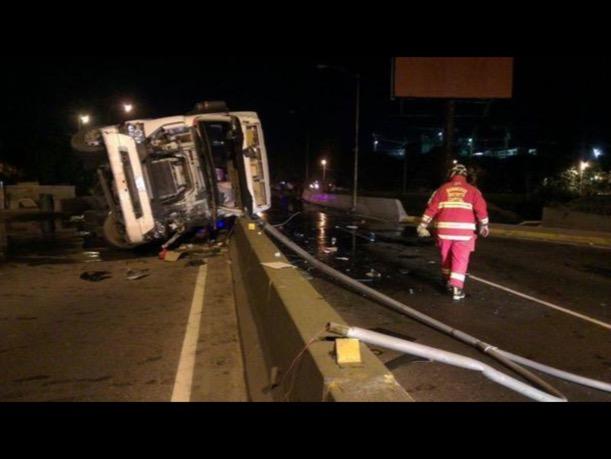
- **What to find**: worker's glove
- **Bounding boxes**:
[417,224,431,238]
[479,224,490,238]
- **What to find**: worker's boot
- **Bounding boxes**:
[452,286,466,301]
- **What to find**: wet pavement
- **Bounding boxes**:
[267,203,611,402]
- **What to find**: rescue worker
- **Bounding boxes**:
[416,163,489,301]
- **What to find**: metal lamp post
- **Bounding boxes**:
[317,65,361,211]
[321,159,327,187]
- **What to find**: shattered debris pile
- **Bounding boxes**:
[159,227,233,267]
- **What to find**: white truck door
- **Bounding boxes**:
[236,114,271,215]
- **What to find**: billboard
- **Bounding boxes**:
[393,57,513,99]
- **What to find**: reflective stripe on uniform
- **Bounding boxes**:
[480,217,489,225]
[437,234,474,241]
[422,215,432,223]
[438,202,473,210]
[450,272,466,282]
[427,191,437,205]
[435,222,477,230]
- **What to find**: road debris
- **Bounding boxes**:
[162,250,185,262]
[261,261,296,270]
[126,268,150,280]
[366,268,382,279]
[80,271,111,282]
[82,251,101,263]
[160,240,224,262]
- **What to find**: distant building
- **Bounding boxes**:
[469,147,538,159]
[371,130,537,160]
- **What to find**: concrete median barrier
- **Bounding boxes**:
[400,218,611,249]
[490,223,611,248]
[302,190,408,222]
[229,218,412,402]
[542,207,611,233]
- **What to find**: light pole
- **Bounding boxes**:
[579,160,590,195]
[317,64,360,211]
[288,109,311,187]
[321,159,327,186]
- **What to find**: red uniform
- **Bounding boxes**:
[420,175,488,288]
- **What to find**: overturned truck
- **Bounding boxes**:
[72,101,271,248]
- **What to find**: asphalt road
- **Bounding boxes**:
[269,204,611,402]
[0,233,201,401]
[2,207,610,402]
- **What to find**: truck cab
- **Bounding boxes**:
[75,102,271,248]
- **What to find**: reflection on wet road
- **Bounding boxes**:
[272,207,420,285]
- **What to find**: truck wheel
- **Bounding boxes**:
[103,213,136,249]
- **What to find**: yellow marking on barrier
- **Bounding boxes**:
[335,338,362,365]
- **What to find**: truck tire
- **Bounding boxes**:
[103,213,136,249]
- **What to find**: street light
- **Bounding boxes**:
[593,148,603,159]
[321,159,327,185]
[579,161,590,195]
[78,114,90,129]
[123,103,133,114]
[317,64,360,211]
[580,160,590,172]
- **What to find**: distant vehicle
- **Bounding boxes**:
[71,101,271,248]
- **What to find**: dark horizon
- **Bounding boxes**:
[1,56,610,189]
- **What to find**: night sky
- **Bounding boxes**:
[1,56,610,188]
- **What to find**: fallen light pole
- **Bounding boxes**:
[327,323,563,402]
[260,219,611,400]
[260,219,564,400]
